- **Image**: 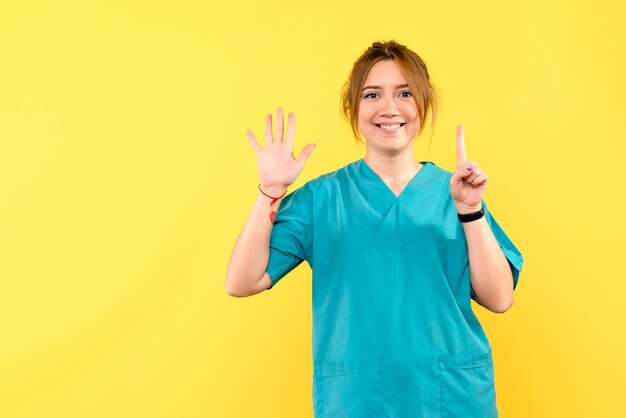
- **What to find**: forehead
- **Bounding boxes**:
[363,60,408,86]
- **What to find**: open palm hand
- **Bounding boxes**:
[246,107,316,194]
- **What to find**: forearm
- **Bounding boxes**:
[462,214,514,313]
[225,188,285,295]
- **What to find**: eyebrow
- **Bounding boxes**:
[362,84,409,91]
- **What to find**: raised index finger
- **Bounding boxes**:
[456,124,467,167]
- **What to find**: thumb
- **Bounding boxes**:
[296,143,316,164]
[450,165,469,185]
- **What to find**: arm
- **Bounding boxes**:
[450,125,515,313]
[225,107,316,297]
[225,187,286,297]
[461,211,514,313]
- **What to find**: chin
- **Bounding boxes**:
[367,138,413,152]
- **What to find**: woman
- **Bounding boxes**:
[226,40,523,418]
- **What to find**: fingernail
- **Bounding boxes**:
[466,167,473,172]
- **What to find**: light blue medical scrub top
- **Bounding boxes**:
[265,158,524,418]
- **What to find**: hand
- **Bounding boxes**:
[449,124,488,214]
[246,107,316,194]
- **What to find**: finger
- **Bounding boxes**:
[246,129,261,153]
[296,143,316,165]
[465,167,482,184]
[265,113,273,145]
[470,173,488,186]
[464,164,486,184]
[276,107,284,143]
[450,162,472,184]
[466,174,478,185]
[459,160,477,180]
[456,124,467,167]
[285,112,296,146]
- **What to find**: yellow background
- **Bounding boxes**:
[1,1,625,417]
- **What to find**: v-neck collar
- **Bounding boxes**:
[359,158,432,201]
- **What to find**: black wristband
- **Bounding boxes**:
[457,206,485,223]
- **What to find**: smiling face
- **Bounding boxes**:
[357,59,420,155]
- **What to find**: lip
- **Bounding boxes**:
[375,123,405,127]
[375,123,405,133]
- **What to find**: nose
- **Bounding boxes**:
[380,95,400,117]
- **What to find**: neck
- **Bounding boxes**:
[363,149,421,183]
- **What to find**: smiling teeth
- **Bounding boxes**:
[379,124,401,130]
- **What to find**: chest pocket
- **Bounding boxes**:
[313,356,388,418]
[438,351,498,418]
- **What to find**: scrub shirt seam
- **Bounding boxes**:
[345,162,368,231]
[431,172,451,236]
[305,182,314,264]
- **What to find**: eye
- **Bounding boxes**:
[400,90,413,98]
[363,92,379,99]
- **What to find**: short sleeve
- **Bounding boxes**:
[265,182,313,290]
[470,200,524,300]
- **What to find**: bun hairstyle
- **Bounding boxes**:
[341,40,439,145]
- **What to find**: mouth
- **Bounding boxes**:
[375,123,406,131]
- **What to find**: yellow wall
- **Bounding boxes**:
[1,1,624,417]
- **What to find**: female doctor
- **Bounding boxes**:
[225,40,523,418]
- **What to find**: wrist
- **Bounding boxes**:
[258,184,288,199]
[457,204,485,223]
[455,202,483,215]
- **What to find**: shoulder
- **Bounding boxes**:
[423,161,454,180]
[424,162,455,199]
[279,161,356,207]
[300,160,359,190]
[299,160,454,189]
[296,159,454,193]
[412,161,455,196]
